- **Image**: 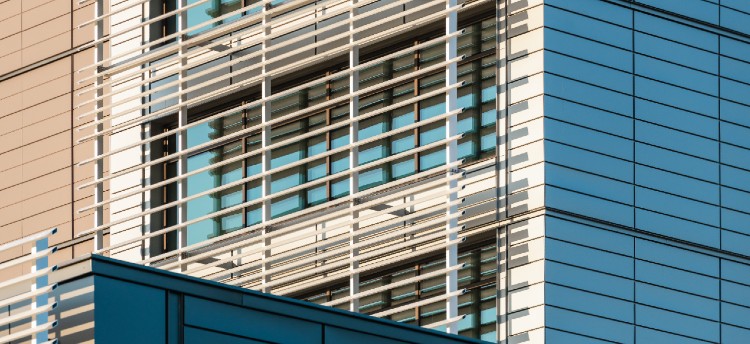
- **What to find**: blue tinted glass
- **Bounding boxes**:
[271,173,302,193]
[636,165,719,204]
[331,179,349,198]
[636,187,720,227]
[391,159,414,179]
[307,163,326,181]
[420,127,444,145]
[420,103,445,120]
[636,327,707,344]
[307,186,326,205]
[636,55,718,95]
[359,145,386,165]
[271,195,302,218]
[545,141,634,183]
[546,51,633,94]
[420,149,445,170]
[546,28,632,73]
[392,112,415,128]
[546,164,633,205]
[359,168,386,190]
[635,239,718,276]
[331,156,349,174]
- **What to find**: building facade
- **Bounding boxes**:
[1,0,750,343]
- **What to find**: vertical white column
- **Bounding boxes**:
[93,0,105,252]
[260,1,273,293]
[176,0,189,271]
[348,0,360,313]
[31,237,49,344]
[444,0,460,335]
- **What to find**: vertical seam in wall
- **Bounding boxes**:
[717,8,722,340]
[631,2,636,339]
[502,0,510,343]
[70,0,75,258]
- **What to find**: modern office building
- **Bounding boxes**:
[1,0,750,343]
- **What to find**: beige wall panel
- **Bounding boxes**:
[0,15,21,40]
[509,50,543,82]
[0,166,22,191]
[0,112,21,136]
[509,0,543,15]
[22,32,71,66]
[509,139,544,171]
[509,259,544,290]
[507,327,545,344]
[0,32,21,56]
[0,202,22,227]
[0,0,21,22]
[21,130,71,162]
[19,168,71,198]
[508,281,544,313]
[73,210,110,237]
[20,56,70,91]
[0,49,22,76]
[508,304,544,336]
[509,162,544,194]
[22,204,71,235]
[509,95,543,127]
[508,184,544,216]
[50,221,73,246]
[22,0,70,30]
[509,27,543,60]
[22,114,70,145]
[22,0,53,12]
[508,5,543,39]
[0,129,21,154]
[0,93,22,118]
[508,73,544,105]
[509,215,545,245]
[22,73,71,108]
[20,186,71,218]
[0,148,21,172]
[22,148,71,181]
[49,245,72,266]
[509,117,543,149]
[22,14,71,48]
[72,46,109,93]
[22,95,70,127]
[509,235,544,269]
[0,221,22,249]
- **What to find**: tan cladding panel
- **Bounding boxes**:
[22,0,71,30]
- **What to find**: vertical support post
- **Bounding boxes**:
[444,0,460,335]
[31,237,49,344]
[260,1,273,293]
[176,0,189,271]
[348,0,360,313]
[93,0,105,252]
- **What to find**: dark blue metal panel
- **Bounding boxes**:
[184,326,268,344]
[324,326,410,344]
[94,276,167,344]
[184,296,323,344]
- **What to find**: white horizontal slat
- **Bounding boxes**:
[0,321,57,344]
[0,228,56,253]
[76,83,464,212]
[373,289,466,317]
[183,188,465,275]
[101,162,463,260]
[0,284,57,310]
[0,302,57,328]
[277,236,464,295]
[0,247,56,272]
[323,264,464,307]
[0,266,56,291]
